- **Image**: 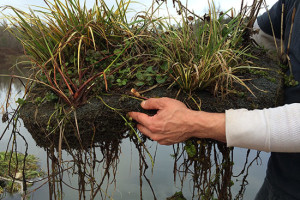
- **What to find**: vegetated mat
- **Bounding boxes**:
[19,49,284,149]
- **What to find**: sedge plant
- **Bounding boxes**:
[3,0,149,107]
[154,1,255,96]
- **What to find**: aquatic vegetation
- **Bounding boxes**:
[3,0,263,106]
[0,151,42,179]
[153,1,257,96]
[0,151,44,194]
[4,0,160,106]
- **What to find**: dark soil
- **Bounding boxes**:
[19,49,284,149]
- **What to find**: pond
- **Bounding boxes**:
[0,54,270,200]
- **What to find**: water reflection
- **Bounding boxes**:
[171,141,262,199]
[10,125,258,199]
[0,53,270,200]
[0,54,30,92]
[44,138,123,199]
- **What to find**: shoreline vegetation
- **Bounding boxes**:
[0,22,24,64]
[0,23,22,53]
[0,0,285,199]
[0,152,44,198]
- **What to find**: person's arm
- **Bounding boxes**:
[129,98,300,152]
[226,104,300,152]
[128,97,226,145]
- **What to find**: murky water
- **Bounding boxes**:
[0,54,270,200]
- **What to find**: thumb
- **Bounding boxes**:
[141,98,166,110]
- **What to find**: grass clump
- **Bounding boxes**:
[154,1,254,96]
[4,0,161,107]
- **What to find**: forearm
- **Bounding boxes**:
[190,111,226,143]
[226,104,300,152]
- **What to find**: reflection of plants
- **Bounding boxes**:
[175,140,261,199]
[43,138,123,200]
[0,185,4,200]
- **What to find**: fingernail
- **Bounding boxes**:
[141,101,145,107]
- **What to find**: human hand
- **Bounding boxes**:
[129,97,193,145]
[129,97,226,145]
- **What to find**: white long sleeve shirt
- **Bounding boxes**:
[225,21,300,152]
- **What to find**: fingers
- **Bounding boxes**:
[141,98,168,110]
[136,124,153,138]
[157,141,173,146]
[137,124,173,145]
[128,112,153,127]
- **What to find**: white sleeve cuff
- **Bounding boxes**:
[252,20,281,51]
[226,108,270,151]
[226,104,300,152]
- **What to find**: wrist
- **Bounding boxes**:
[189,111,226,142]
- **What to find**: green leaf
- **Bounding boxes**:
[35,97,43,104]
[147,79,155,86]
[160,62,168,71]
[113,49,122,55]
[135,81,145,86]
[45,92,58,101]
[146,66,154,73]
[184,141,196,157]
[67,70,73,75]
[146,76,152,82]
[121,79,127,85]
[101,50,109,55]
[16,98,26,106]
[156,75,167,84]
[136,71,145,80]
[108,75,115,81]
